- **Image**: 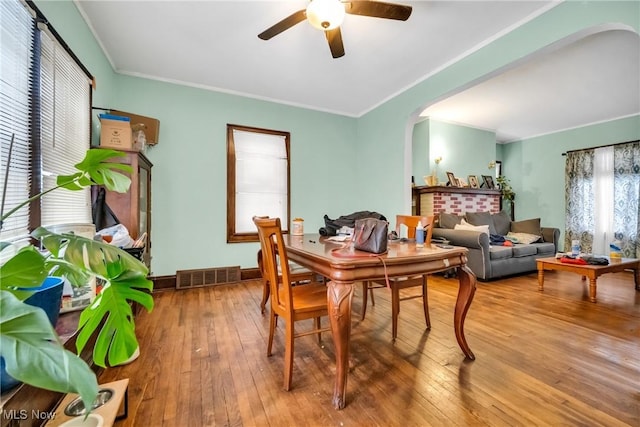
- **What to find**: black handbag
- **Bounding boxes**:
[353,218,389,254]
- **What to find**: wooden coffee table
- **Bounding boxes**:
[537,256,640,302]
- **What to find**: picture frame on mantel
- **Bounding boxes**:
[468,175,479,188]
[482,175,495,189]
[446,171,457,187]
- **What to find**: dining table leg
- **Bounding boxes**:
[454,265,477,360]
[327,281,354,410]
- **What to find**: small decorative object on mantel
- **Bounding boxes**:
[446,171,457,187]
[423,175,437,186]
[481,175,495,189]
[427,156,443,186]
[468,175,479,188]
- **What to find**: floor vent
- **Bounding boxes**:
[176,266,241,289]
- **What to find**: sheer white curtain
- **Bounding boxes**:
[593,146,614,255]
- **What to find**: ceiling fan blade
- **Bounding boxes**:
[325,28,345,58]
[258,9,307,40]
[344,1,412,21]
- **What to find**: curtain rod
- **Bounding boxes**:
[25,0,93,82]
[561,139,639,156]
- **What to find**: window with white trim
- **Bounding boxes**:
[227,124,290,243]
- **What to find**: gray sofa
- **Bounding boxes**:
[431,211,560,280]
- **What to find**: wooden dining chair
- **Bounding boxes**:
[361,214,435,341]
[257,249,315,314]
[254,215,315,314]
[253,216,331,391]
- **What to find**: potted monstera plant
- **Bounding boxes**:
[0,147,154,411]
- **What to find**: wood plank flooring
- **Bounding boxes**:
[99,269,640,426]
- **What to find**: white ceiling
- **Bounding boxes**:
[422,28,640,142]
[74,1,640,142]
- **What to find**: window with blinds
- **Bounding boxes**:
[227,124,290,243]
[39,28,92,227]
[0,0,34,242]
[0,0,92,244]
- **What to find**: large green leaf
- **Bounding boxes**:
[0,246,47,300]
[34,228,154,367]
[0,291,98,411]
[56,148,132,193]
[1,149,133,225]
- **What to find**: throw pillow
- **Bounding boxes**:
[511,218,542,238]
[492,211,512,236]
[506,232,541,244]
[465,211,497,235]
[438,212,463,229]
[454,219,490,235]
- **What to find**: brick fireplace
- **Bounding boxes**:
[413,186,502,216]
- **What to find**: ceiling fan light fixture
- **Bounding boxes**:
[306,0,345,30]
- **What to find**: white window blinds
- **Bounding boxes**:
[0,0,34,242]
[232,128,289,236]
[39,29,92,227]
[0,0,92,242]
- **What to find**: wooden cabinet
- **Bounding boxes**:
[104,150,153,267]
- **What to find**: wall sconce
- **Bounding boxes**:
[434,156,443,165]
[488,161,496,169]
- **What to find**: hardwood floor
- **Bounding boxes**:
[100,270,640,426]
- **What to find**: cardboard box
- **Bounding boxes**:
[111,110,160,145]
[100,115,133,150]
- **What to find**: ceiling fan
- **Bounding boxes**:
[258,0,412,59]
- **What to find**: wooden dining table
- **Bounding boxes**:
[282,234,477,410]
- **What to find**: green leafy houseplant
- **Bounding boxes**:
[496,175,515,203]
[0,148,154,411]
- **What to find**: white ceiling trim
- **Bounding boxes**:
[363,0,562,117]
[73,1,116,71]
[118,69,356,117]
[422,23,640,142]
[72,1,637,141]
[74,0,562,119]
[502,112,640,144]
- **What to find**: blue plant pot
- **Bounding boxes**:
[1,276,64,394]
[23,276,65,326]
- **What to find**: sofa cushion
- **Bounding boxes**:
[511,218,542,241]
[512,244,537,257]
[506,232,541,244]
[455,219,490,235]
[492,211,512,235]
[533,242,556,255]
[439,212,463,229]
[465,211,497,235]
[489,246,513,260]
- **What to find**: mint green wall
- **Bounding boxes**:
[35,0,359,276]
[355,1,640,220]
[411,119,429,184]
[427,120,496,185]
[36,0,640,274]
[111,75,358,274]
[35,0,116,108]
[502,115,640,250]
